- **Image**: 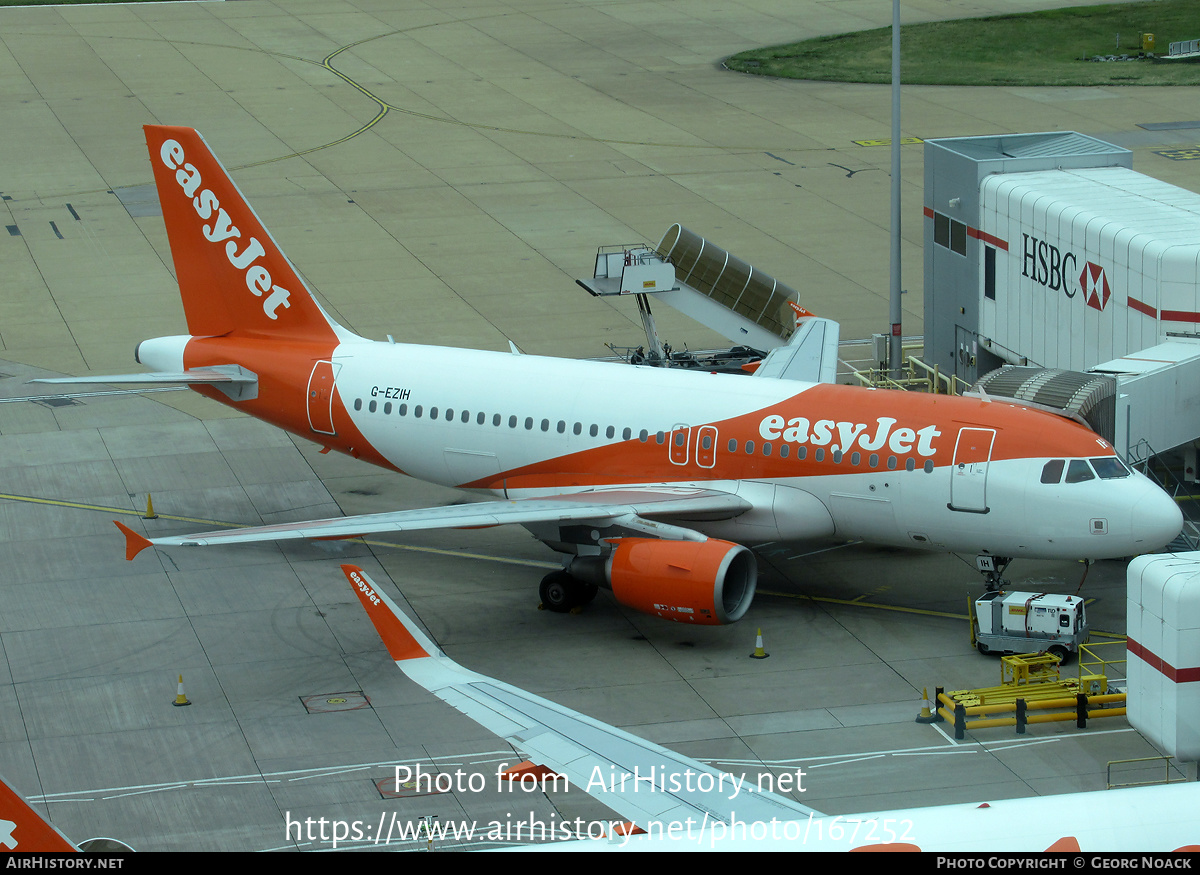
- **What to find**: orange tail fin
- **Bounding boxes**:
[0,775,78,852]
[143,125,338,342]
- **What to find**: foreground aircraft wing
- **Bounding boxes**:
[341,565,818,833]
[116,487,749,559]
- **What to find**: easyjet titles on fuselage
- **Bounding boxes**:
[758,414,941,457]
[158,138,293,320]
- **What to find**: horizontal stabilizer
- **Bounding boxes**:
[30,365,257,386]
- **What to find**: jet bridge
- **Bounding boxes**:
[970,366,1116,441]
[577,224,803,357]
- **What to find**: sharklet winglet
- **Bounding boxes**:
[341,565,439,662]
[115,521,153,561]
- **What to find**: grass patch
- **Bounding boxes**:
[725,0,1200,86]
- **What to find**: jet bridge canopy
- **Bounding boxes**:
[970,366,1116,442]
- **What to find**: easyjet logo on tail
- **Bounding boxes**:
[759,414,940,456]
[158,139,292,320]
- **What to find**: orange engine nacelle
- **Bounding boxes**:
[574,538,757,625]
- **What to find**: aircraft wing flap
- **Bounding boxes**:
[434,685,541,741]
[342,566,819,836]
[118,487,750,556]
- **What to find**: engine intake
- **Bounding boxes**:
[571,537,757,625]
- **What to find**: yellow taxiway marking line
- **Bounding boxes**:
[759,588,968,620]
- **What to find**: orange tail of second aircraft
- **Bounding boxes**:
[143,125,338,343]
[0,775,77,852]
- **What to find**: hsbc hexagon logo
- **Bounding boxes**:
[1079,261,1111,311]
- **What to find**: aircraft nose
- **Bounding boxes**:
[1132,488,1183,551]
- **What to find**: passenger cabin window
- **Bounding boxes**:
[1041,459,1065,484]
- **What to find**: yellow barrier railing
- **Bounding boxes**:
[848,356,971,396]
[906,356,970,395]
[1106,756,1186,790]
[934,687,1126,739]
[1078,639,1127,685]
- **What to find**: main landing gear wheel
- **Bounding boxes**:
[539,570,597,613]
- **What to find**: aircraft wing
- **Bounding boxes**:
[341,565,819,834]
[115,487,750,560]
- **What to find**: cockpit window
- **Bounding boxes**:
[1065,459,1096,483]
[1091,457,1130,479]
[1040,459,1065,484]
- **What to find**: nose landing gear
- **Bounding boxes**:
[976,555,1011,592]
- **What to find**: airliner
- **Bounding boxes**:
[341,563,1199,852]
[44,126,1182,625]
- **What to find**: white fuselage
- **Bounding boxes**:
[305,339,1180,560]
